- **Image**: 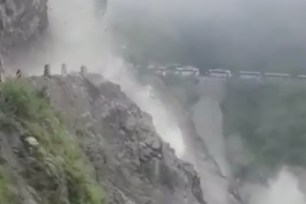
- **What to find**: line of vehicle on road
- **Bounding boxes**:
[148,66,306,80]
[205,69,306,80]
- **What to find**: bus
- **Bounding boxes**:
[207,69,232,78]
[239,71,262,80]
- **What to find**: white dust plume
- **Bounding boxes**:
[250,167,306,204]
[12,0,186,157]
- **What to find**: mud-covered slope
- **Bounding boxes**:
[0,0,48,50]
[28,73,205,204]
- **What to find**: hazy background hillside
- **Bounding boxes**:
[107,0,306,73]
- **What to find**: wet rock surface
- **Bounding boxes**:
[30,73,206,204]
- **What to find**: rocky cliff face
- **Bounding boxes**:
[0,0,48,51]
[0,1,204,203]
[28,73,205,204]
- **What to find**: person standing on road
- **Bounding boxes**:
[61,63,67,76]
[16,69,22,78]
[44,64,51,78]
[0,55,5,83]
[80,65,87,76]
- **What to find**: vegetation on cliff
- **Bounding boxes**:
[0,79,104,204]
[222,80,306,179]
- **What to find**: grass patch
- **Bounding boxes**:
[0,166,16,203]
[0,79,104,204]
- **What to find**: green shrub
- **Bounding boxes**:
[223,80,306,170]
[0,79,50,121]
[0,79,104,204]
[0,166,16,203]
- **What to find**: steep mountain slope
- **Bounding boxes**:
[0,74,206,204]
[0,1,206,203]
[27,73,205,204]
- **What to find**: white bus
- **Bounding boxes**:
[239,71,262,80]
[264,72,290,78]
[176,66,200,76]
[207,69,232,78]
